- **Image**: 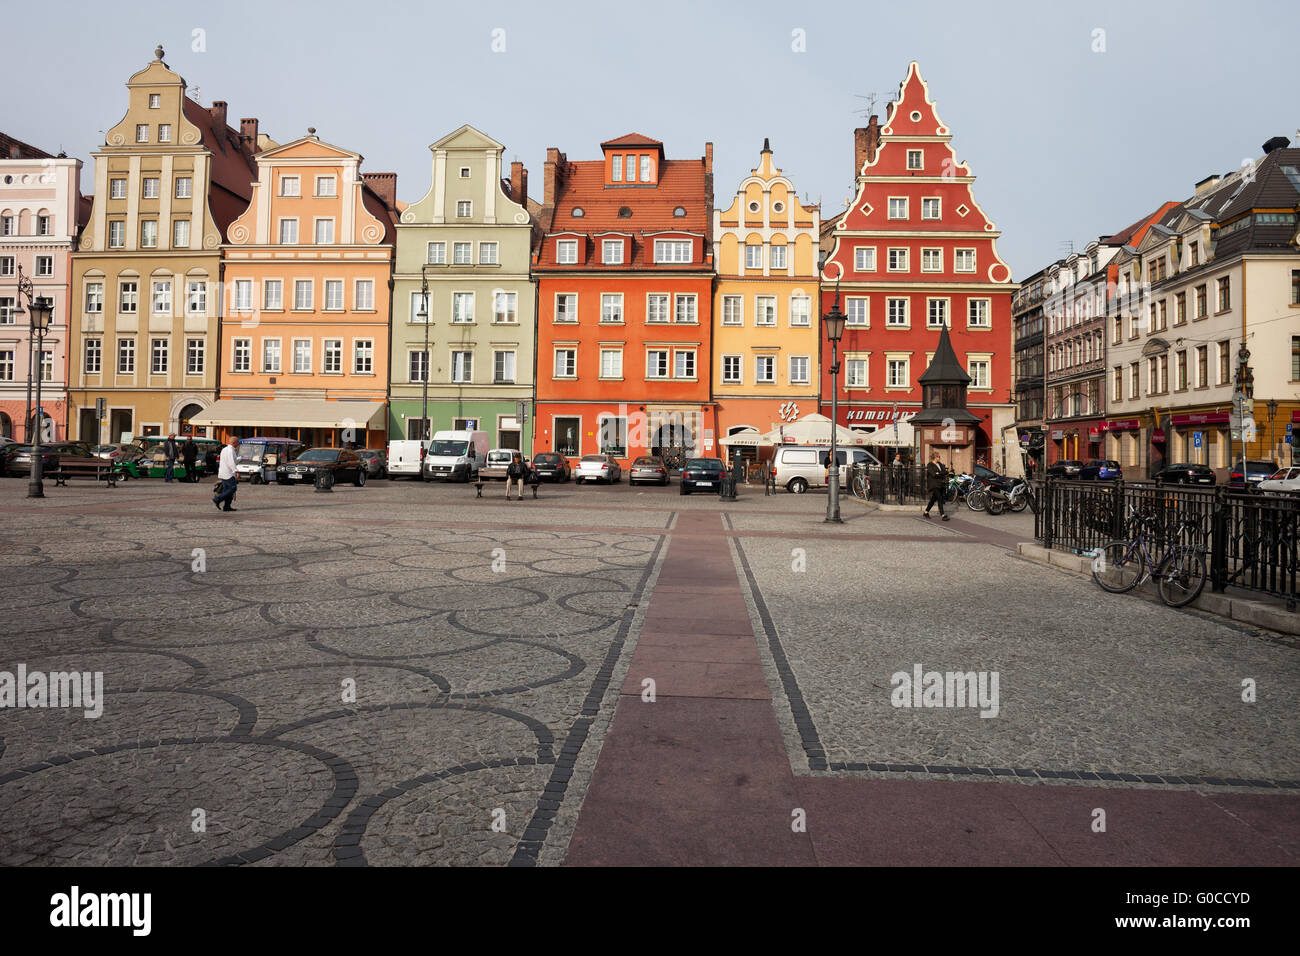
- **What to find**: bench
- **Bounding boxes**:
[48,456,120,488]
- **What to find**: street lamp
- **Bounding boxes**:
[823,286,846,524]
[415,264,433,442]
[13,276,53,498]
[1267,399,1278,461]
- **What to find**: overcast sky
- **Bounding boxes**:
[6,0,1295,279]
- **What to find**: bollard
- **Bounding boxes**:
[314,468,335,493]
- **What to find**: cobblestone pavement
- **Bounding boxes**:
[1,475,1295,865]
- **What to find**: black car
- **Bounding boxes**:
[531,452,570,483]
[679,457,726,495]
[1227,459,1278,491]
[1153,463,1215,486]
[5,441,93,477]
[284,448,368,486]
[1045,459,1083,479]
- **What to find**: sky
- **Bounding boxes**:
[5,0,1297,280]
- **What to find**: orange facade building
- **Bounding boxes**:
[198,131,397,446]
[533,134,714,466]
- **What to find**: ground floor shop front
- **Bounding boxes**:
[714,397,813,468]
[0,398,65,443]
[534,402,710,468]
[389,398,532,454]
[822,402,1019,475]
[191,398,388,450]
[69,390,216,445]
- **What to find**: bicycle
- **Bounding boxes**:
[849,469,871,500]
[1090,514,1207,607]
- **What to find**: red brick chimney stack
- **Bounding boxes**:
[209,100,228,132]
[362,172,398,215]
[853,116,880,178]
[239,117,259,152]
[509,160,528,206]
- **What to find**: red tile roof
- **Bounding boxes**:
[182,97,258,238]
[600,133,663,150]
[0,131,52,160]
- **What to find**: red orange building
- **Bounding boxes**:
[533,134,714,466]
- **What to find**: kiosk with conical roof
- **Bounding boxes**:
[910,323,982,471]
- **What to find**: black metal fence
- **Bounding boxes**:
[1034,479,1298,610]
[870,463,928,504]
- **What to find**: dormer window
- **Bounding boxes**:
[612,155,624,183]
[572,207,584,218]
[639,154,652,182]
[148,94,161,109]
[557,239,578,264]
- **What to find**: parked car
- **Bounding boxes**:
[1045,459,1084,479]
[1153,462,1216,486]
[5,441,94,477]
[1257,467,1300,493]
[629,455,670,486]
[357,449,387,478]
[1227,459,1278,491]
[531,452,570,483]
[574,454,621,484]
[236,437,305,484]
[283,448,369,486]
[479,449,517,481]
[1079,459,1123,481]
[679,457,726,494]
[771,445,825,494]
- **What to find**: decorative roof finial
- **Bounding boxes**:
[155,45,165,61]
[762,137,771,153]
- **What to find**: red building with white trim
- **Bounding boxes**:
[820,62,1017,468]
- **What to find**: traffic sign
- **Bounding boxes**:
[1192,431,1203,449]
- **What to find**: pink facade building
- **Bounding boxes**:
[0,133,84,440]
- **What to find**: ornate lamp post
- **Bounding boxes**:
[414,264,433,441]
[1267,399,1278,461]
[13,266,53,498]
[823,287,846,524]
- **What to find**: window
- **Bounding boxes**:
[354,339,374,374]
[721,354,742,383]
[846,297,868,327]
[555,293,577,323]
[790,295,811,327]
[1129,362,1139,398]
[921,198,940,220]
[279,219,298,244]
[408,350,428,382]
[745,245,762,269]
[646,350,669,378]
[86,282,104,313]
[108,221,124,248]
[600,293,623,323]
[598,415,628,456]
[151,280,171,314]
[144,338,167,374]
[37,215,50,235]
[1175,292,1186,325]
[1217,276,1231,312]
[135,124,149,143]
[921,248,942,272]
[654,240,691,263]
[1112,316,1122,344]
[1156,300,1167,331]
[410,291,429,323]
[0,216,12,237]
[887,357,909,387]
[493,350,517,384]
[493,291,517,324]
[1196,345,1208,387]
[888,197,908,219]
[292,339,311,374]
[557,239,578,264]
[140,220,158,248]
[844,358,867,387]
[1293,335,1300,381]
[754,355,774,383]
[554,349,577,377]
[354,280,374,311]
[427,241,446,264]
[175,176,192,198]
[854,247,876,272]
[968,358,990,389]
[158,124,171,143]
[1217,341,1230,385]
[315,176,336,197]
[888,248,908,271]
[119,281,138,313]
[142,177,159,199]
[293,280,313,310]
[1293,270,1300,305]
[1176,350,1188,390]
[118,338,136,373]
[722,295,743,326]
[603,239,624,265]
[323,340,342,374]
[954,249,975,273]
[451,291,475,323]
[187,339,204,375]
[599,349,622,379]
[968,299,990,328]
[172,219,190,248]
[459,167,471,179]
[39,349,53,382]
[674,350,697,379]
[770,245,787,270]
[675,294,697,324]
[260,338,281,373]
[453,242,472,265]
[479,241,499,265]
[0,350,10,381]
[314,219,334,244]
[84,339,102,374]
[612,155,623,182]
[0,257,12,277]
[1190,241,1199,266]
[755,296,776,326]
[886,297,908,327]
[33,255,50,278]
[1195,284,1207,318]
[280,176,300,197]
[647,294,670,324]
[325,280,343,311]
[149,93,161,108]
[789,355,810,384]
[927,298,948,328]
[110,178,127,199]
[264,279,282,311]
[640,155,652,182]
[187,280,206,314]
[456,201,472,218]
[1112,366,1122,402]
[450,350,472,382]
[907,149,923,170]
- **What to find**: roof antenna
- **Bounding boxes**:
[853,92,889,118]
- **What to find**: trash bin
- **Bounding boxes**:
[719,473,738,500]
[314,468,335,492]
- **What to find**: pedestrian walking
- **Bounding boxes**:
[212,436,239,513]
[505,452,526,500]
[182,437,198,482]
[892,452,905,504]
[923,450,949,520]
[163,433,179,482]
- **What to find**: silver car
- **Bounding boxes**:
[575,454,622,484]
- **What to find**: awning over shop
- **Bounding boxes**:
[717,413,876,448]
[189,399,387,430]
[858,418,916,447]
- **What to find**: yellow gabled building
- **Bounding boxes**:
[711,140,820,462]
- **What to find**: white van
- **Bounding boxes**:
[423,430,489,482]
[771,445,878,493]
[387,439,432,479]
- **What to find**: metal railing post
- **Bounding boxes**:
[1210,486,1228,593]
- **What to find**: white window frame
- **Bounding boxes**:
[854,247,876,272]
[647,293,670,324]
[262,337,282,373]
[886,297,909,328]
[324,279,344,312]
[968,298,991,329]
[278,218,299,244]
[887,247,908,272]
[493,290,518,324]
[293,338,312,374]
[427,241,447,264]
[755,295,777,327]
[653,239,691,263]
[674,293,698,324]
[770,245,787,270]
[280,175,301,198]
[846,297,869,328]
[954,248,976,273]
[450,349,472,383]
[646,349,669,379]
[789,294,811,328]
[354,338,375,375]
[721,295,743,326]
[674,349,697,380]
[263,279,283,311]
[887,197,908,220]
[927,297,949,328]
[232,338,251,373]
[314,175,337,198]
[554,348,577,378]
[886,356,910,388]
[555,293,578,323]
[745,244,763,269]
[293,279,313,311]
[721,354,742,384]
[323,339,343,374]
[789,354,811,385]
[313,218,335,245]
[599,348,623,380]
[921,248,943,272]
[556,239,578,264]
[907,149,924,170]
[921,197,941,220]
[602,239,625,265]
[478,241,499,265]
[754,354,775,384]
[600,293,624,324]
[456,200,472,218]
[354,279,374,311]
[451,291,475,324]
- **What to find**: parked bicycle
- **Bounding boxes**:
[1089,513,1207,607]
[849,468,872,500]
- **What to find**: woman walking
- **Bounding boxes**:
[923,451,949,521]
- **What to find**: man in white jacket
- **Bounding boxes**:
[213,436,239,513]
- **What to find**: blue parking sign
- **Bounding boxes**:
[1192,431,1203,449]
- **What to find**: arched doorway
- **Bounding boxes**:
[178,403,205,437]
[652,421,694,470]
[27,411,55,443]
[0,412,11,439]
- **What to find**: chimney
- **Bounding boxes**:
[363,172,398,214]
[1194,173,1221,197]
[544,147,563,206]
[853,116,880,177]
[239,117,259,152]
[703,142,715,250]
[209,100,228,131]
[1262,135,1291,154]
[509,160,527,205]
